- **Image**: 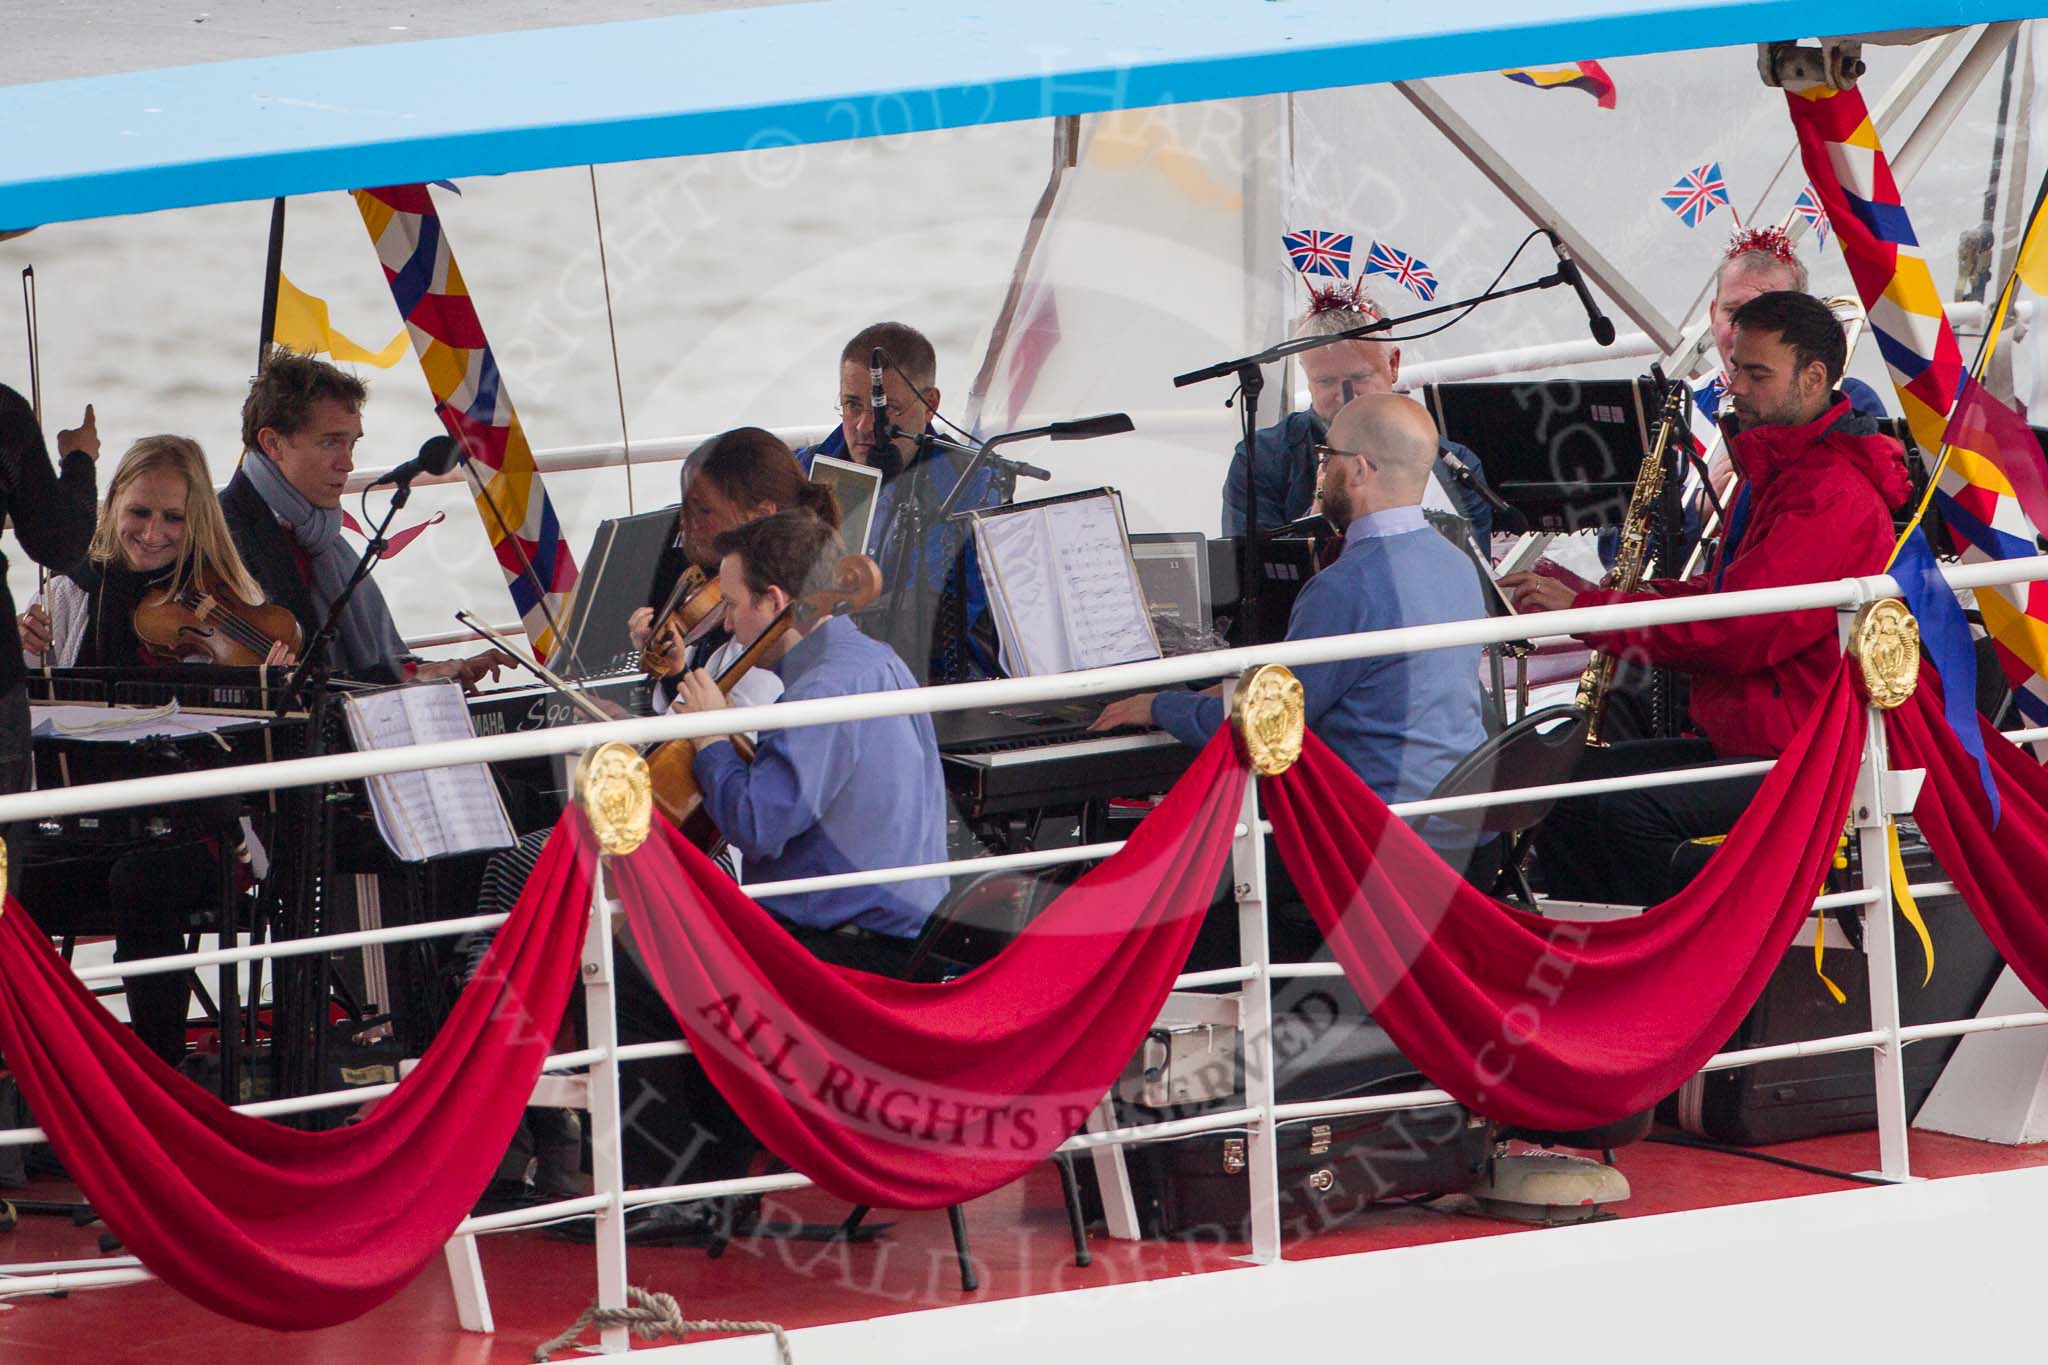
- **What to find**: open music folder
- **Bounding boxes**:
[340,681,516,862]
[968,488,1162,677]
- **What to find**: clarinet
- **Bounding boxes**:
[1574,374,1692,746]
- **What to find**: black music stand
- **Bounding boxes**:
[874,432,943,685]
[268,482,419,1101]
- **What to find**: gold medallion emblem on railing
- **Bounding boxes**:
[1231,664,1305,776]
[1850,599,1920,710]
[576,741,653,855]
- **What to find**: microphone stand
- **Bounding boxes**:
[933,412,1130,524]
[270,473,418,1102]
[875,425,939,685]
[1173,266,1587,647]
[279,473,420,714]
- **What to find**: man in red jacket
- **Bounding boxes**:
[1501,291,1912,903]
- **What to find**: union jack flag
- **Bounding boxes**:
[1661,162,1730,228]
[1791,184,1832,247]
[1363,240,1438,301]
[1282,228,1353,279]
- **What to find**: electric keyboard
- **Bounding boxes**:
[936,700,1195,818]
[465,670,651,736]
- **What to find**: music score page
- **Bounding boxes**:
[342,682,515,862]
[972,491,1161,677]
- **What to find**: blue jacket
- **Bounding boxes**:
[1221,409,1495,544]
[693,615,949,937]
[798,427,1000,682]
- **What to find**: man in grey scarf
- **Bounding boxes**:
[222,350,508,689]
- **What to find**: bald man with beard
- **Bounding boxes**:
[1096,394,1492,876]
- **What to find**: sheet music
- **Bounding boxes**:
[1046,496,1157,669]
[341,682,515,862]
[976,508,1063,675]
[972,490,1162,677]
[1492,532,1558,581]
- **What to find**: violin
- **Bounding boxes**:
[646,554,884,851]
[133,574,304,666]
[640,562,726,678]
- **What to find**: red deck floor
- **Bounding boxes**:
[3,1126,2045,1362]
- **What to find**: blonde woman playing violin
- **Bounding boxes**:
[21,434,294,670]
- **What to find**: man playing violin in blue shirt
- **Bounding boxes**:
[671,506,949,976]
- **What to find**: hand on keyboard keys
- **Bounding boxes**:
[1089,693,1159,733]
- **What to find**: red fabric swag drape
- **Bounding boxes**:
[611,728,1246,1210]
[1263,662,1867,1132]
[1885,670,2048,1006]
[0,814,591,1331]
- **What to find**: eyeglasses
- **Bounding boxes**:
[836,397,914,423]
[1313,443,1378,471]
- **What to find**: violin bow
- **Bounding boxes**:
[453,610,612,724]
[452,447,574,670]
[21,266,54,680]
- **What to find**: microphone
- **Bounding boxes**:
[996,456,1053,481]
[1045,412,1134,441]
[1260,510,1332,539]
[1544,229,1616,347]
[1438,447,1511,515]
[366,434,460,489]
[869,346,892,457]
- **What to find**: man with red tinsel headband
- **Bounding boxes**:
[1220,281,1498,552]
[1698,227,1885,499]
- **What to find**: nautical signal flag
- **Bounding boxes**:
[1791,184,1832,248]
[1942,374,2048,542]
[1501,60,1616,110]
[1282,229,1354,279]
[270,273,411,369]
[354,184,580,659]
[1661,163,1730,228]
[1363,241,1439,301]
[1786,79,2048,805]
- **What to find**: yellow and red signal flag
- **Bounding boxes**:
[1501,60,1616,109]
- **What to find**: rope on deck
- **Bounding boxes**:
[532,1285,792,1362]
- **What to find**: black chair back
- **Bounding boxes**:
[1422,705,1588,837]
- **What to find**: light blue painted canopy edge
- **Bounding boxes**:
[0,0,2019,229]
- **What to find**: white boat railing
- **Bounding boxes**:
[5,553,2048,1338]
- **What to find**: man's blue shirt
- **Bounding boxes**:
[1220,409,1495,545]
[693,615,949,937]
[1153,505,1489,835]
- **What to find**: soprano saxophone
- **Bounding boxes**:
[1574,375,1693,745]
